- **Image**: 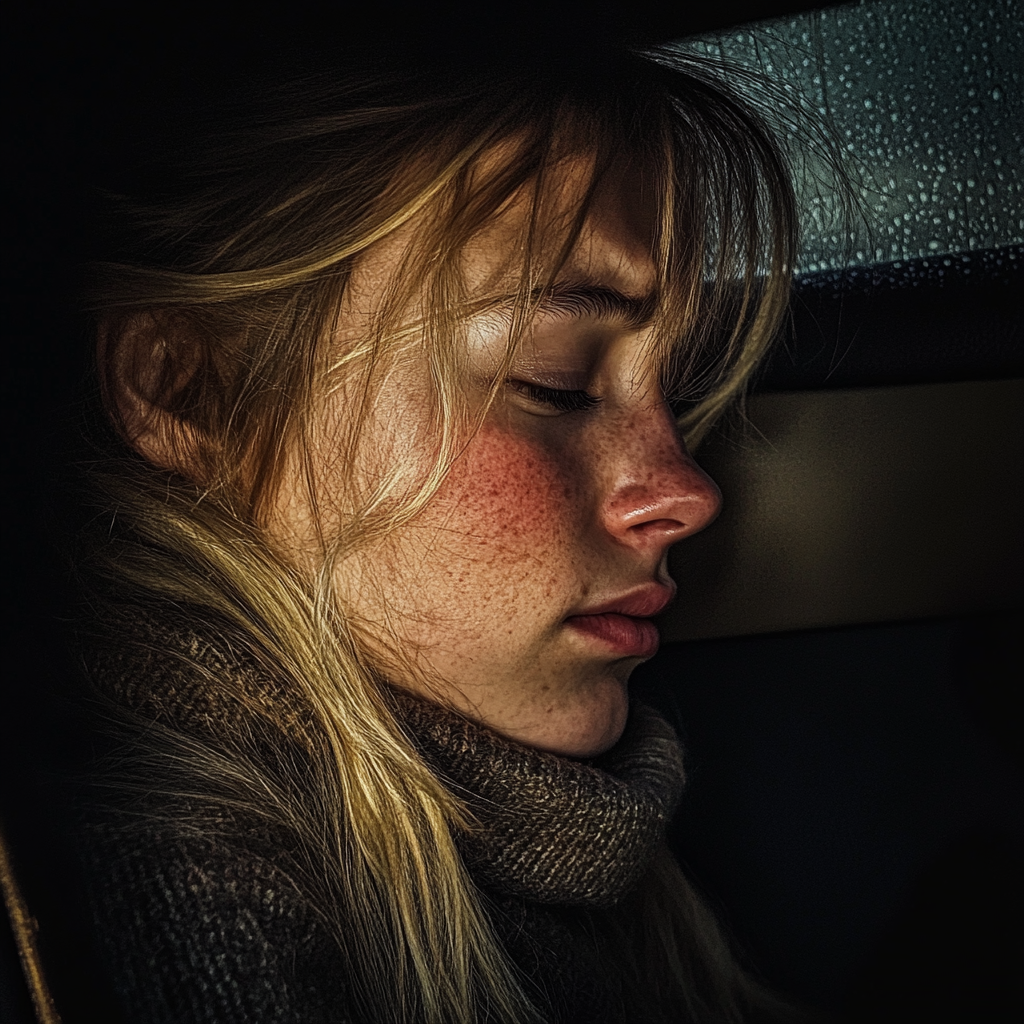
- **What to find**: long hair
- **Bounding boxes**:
[83,44,798,1023]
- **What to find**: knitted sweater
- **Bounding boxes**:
[75,607,689,1024]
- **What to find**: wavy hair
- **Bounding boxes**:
[84,44,798,1023]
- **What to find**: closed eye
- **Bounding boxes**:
[507,379,601,414]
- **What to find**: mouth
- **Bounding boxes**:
[563,584,674,659]
[564,612,661,658]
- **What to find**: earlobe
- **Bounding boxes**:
[97,311,203,475]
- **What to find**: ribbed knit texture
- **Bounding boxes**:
[397,692,684,908]
[75,607,687,1023]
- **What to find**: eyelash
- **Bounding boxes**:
[507,379,601,413]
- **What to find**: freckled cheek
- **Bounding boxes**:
[431,426,581,552]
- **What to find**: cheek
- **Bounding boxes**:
[433,424,581,557]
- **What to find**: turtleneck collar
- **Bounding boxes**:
[84,603,686,911]
[393,691,685,909]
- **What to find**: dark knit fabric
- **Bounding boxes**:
[75,607,688,1023]
[397,691,685,908]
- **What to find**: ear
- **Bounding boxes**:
[97,311,203,475]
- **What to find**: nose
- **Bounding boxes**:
[600,400,722,555]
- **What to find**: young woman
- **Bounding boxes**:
[74,39,798,1024]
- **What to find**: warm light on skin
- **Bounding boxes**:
[291,165,723,758]
[117,161,723,759]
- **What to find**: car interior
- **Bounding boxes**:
[3,1,1021,1022]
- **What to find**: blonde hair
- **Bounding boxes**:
[86,46,797,1023]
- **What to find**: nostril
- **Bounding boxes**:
[630,506,716,536]
[629,517,691,540]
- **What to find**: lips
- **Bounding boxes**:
[563,584,674,659]
[565,612,661,658]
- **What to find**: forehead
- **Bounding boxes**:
[462,156,659,301]
[340,154,660,325]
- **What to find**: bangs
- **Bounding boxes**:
[367,60,794,448]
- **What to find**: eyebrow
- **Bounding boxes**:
[534,285,659,330]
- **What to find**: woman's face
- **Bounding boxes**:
[284,165,722,757]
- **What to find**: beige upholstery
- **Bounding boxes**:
[662,378,1024,641]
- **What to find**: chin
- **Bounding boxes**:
[523,677,630,759]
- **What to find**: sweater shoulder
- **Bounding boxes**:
[77,808,353,1024]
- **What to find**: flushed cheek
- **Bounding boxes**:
[422,424,584,599]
